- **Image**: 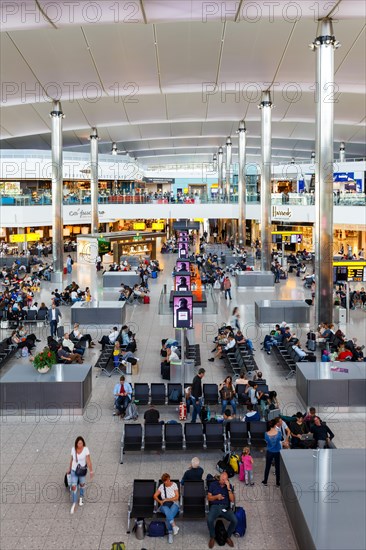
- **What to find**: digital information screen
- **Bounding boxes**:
[178,241,188,258]
[176,260,190,272]
[174,273,191,291]
[347,266,366,282]
[173,293,193,329]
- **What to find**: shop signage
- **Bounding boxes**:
[68,208,105,219]
[143,177,175,184]
[9,233,40,243]
[271,205,292,220]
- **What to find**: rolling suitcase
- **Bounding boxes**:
[307,339,316,351]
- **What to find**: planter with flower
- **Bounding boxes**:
[32,347,57,374]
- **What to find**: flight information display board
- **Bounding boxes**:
[347,266,366,282]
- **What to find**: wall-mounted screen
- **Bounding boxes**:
[173,293,193,329]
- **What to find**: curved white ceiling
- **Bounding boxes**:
[0,0,365,166]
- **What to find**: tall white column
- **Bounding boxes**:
[311,18,340,325]
[259,91,273,271]
[90,127,99,234]
[50,100,64,282]
[225,137,232,197]
[218,147,224,197]
[339,142,345,162]
[237,120,247,246]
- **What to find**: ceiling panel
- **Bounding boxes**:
[0,126,13,139]
[0,104,50,136]
[33,100,89,131]
[170,122,203,136]
[8,27,99,102]
[201,121,234,136]
[220,20,294,84]
[37,0,145,27]
[83,25,160,93]
[124,95,167,123]
[144,1,237,23]
[0,33,43,106]
[336,27,366,93]
[138,122,171,139]
[77,97,128,127]
[166,93,207,120]
[108,126,142,142]
[335,93,366,124]
[157,22,222,90]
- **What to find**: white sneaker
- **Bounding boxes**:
[173,525,179,536]
[70,503,76,514]
[79,497,83,506]
[168,533,173,544]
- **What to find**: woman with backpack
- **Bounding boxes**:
[66,255,73,274]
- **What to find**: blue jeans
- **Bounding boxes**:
[221,399,237,414]
[67,265,72,273]
[50,320,57,337]
[70,470,86,504]
[190,397,202,423]
[225,289,232,300]
[207,504,237,538]
[159,503,179,533]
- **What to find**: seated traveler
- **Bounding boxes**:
[113,375,132,417]
[207,472,237,548]
[144,404,163,424]
[243,403,260,422]
[99,326,119,350]
[153,473,180,544]
[290,412,313,449]
[181,457,204,485]
[56,344,83,364]
[310,416,335,448]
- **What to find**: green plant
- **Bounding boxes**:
[33,347,57,371]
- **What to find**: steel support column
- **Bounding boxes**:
[90,127,99,234]
[259,91,273,271]
[311,19,340,325]
[237,120,247,246]
[218,147,224,197]
[225,137,232,197]
[50,100,64,281]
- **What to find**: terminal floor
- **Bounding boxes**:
[1,245,365,550]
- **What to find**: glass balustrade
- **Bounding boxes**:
[0,192,365,206]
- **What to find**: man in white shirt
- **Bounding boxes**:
[62,333,84,356]
[99,327,119,350]
[276,417,290,448]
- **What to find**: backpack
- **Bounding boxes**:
[234,506,247,537]
[169,388,180,402]
[71,259,74,265]
[124,402,138,421]
[216,459,235,478]
[215,519,228,546]
[111,544,126,550]
[132,518,146,540]
[200,405,210,423]
[147,520,166,537]
[229,453,240,474]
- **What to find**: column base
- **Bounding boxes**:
[51,271,63,283]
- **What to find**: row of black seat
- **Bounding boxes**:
[271,338,312,379]
[223,345,258,377]
[127,478,232,532]
[120,420,267,463]
[0,337,17,369]
[127,479,233,533]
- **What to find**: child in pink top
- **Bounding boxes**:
[241,447,254,486]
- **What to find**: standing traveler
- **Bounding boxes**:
[190,368,205,423]
[262,419,282,487]
[66,255,73,274]
[48,302,62,338]
[68,436,93,514]
[223,276,232,300]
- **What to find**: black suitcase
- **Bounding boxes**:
[160,361,170,380]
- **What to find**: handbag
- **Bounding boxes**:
[74,450,87,477]
[161,485,174,508]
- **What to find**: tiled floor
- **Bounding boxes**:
[1,243,365,550]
